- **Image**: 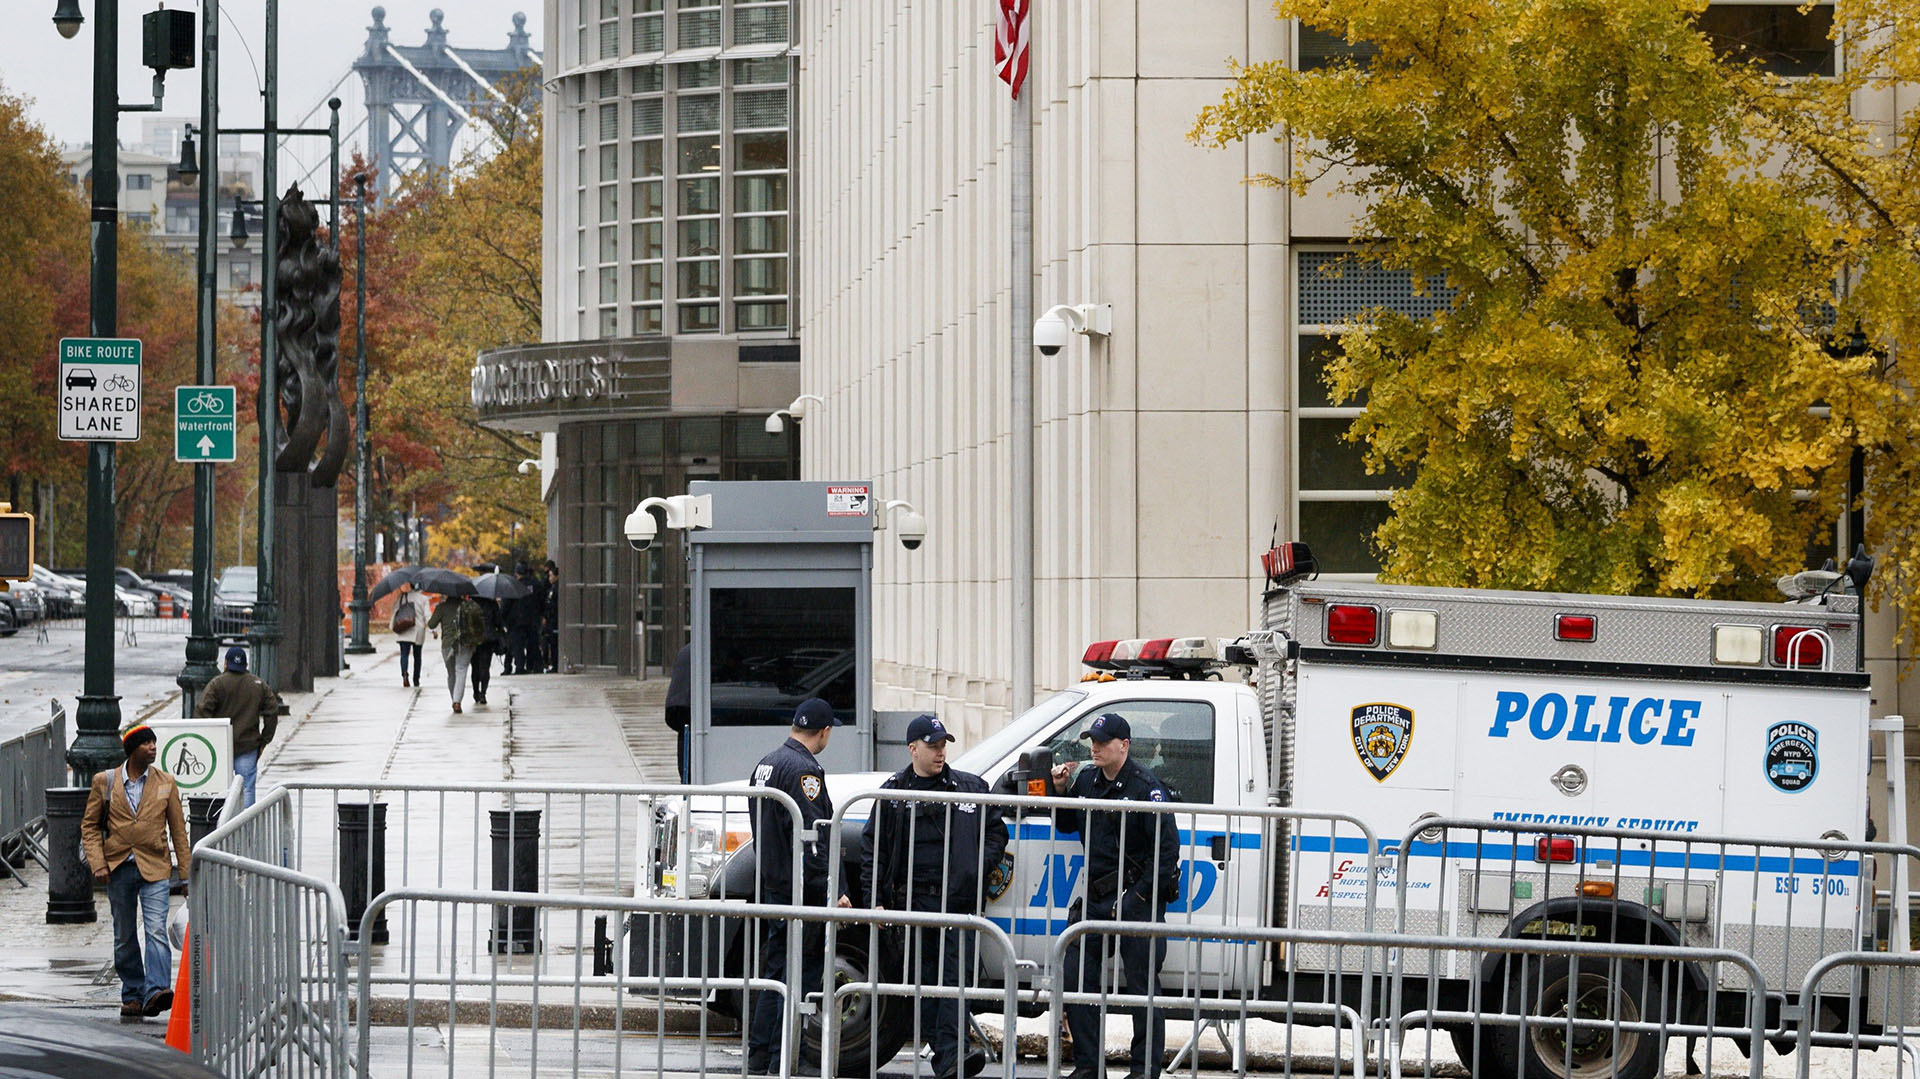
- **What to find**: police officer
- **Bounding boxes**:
[859,715,1006,1079]
[1049,713,1180,1079]
[747,697,852,1075]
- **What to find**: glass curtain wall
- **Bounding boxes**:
[571,0,793,339]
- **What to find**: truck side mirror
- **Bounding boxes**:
[1012,747,1056,814]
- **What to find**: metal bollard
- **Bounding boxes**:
[44,787,96,924]
[489,808,540,954]
[336,802,388,944]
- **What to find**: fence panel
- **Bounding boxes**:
[190,785,352,1079]
[0,701,68,875]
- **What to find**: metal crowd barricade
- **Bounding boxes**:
[1794,950,1920,1076]
[190,781,353,1079]
[0,701,68,877]
[825,788,1380,1079]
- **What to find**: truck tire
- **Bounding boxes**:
[1479,955,1665,1079]
[798,945,916,1076]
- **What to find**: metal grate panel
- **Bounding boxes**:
[1298,250,1458,325]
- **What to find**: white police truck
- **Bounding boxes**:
[643,544,1891,1079]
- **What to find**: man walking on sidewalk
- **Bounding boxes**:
[194,646,281,807]
[81,724,191,1022]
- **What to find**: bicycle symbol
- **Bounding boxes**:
[185,390,225,414]
[101,372,135,393]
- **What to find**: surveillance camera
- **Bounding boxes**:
[1033,312,1068,356]
[517,461,533,475]
[897,509,927,551]
[623,507,658,552]
[764,413,786,435]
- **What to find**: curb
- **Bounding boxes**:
[356,995,730,1033]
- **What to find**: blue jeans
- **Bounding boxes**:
[397,640,422,682]
[107,859,172,1005]
[234,749,259,808]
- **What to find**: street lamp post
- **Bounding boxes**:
[176,0,221,715]
[345,173,374,655]
[58,0,187,783]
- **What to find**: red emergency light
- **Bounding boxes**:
[1326,604,1379,646]
[1534,837,1577,864]
[1555,614,1597,642]
[1772,626,1825,668]
[1081,640,1120,670]
[1137,638,1173,661]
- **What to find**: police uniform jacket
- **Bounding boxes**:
[859,765,1008,913]
[750,736,834,904]
[1053,758,1181,905]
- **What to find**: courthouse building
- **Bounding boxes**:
[507,2,1909,743]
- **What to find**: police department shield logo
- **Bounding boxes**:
[1352,703,1414,782]
[1765,721,1819,793]
[800,775,823,802]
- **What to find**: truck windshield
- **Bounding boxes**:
[954,690,1088,775]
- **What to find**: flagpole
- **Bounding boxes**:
[1009,20,1035,718]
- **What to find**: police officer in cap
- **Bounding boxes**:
[859,715,1006,1079]
[746,697,852,1075]
[1049,713,1180,1079]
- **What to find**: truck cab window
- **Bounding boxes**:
[1049,701,1217,803]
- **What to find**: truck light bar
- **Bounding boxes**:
[1326,604,1380,646]
[1555,614,1597,642]
[1079,636,1224,680]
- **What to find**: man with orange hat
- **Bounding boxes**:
[80,724,191,1021]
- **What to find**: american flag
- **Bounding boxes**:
[994,0,1030,99]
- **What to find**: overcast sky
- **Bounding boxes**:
[2,2,541,179]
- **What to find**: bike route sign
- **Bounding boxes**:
[145,719,232,794]
[175,385,237,462]
[57,337,142,442]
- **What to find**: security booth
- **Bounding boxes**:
[686,480,878,783]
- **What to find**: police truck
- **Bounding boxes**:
[643,543,1893,1079]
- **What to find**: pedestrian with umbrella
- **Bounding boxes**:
[470,570,526,700]
[422,576,483,713]
[388,580,429,688]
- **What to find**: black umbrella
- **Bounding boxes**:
[367,565,424,602]
[471,571,529,600]
[409,568,478,597]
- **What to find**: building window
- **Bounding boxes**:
[1294,250,1453,574]
[1295,22,1376,70]
[126,173,153,191]
[1697,3,1835,78]
[229,260,253,289]
[126,211,153,226]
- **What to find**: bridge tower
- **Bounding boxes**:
[352,6,540,196]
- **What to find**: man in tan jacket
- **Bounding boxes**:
[81,724,191,1021]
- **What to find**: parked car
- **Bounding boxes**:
[3,581,43,623]
[116,567,191,616]
[115,587,156,618]
[212,565,256,639]
[29,565,83,618]
[0,1003,225,1077]
[0,595,17,637]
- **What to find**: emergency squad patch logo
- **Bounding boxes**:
[1352,703,1414,782]
[1765,721,1819,793]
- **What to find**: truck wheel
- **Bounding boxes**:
[799,946,915,1075]
[1484,955,1664,1079]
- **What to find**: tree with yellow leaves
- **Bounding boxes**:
[1193,0,1889,608]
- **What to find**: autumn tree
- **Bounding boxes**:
[342,70,545,568]
[1193,0,1893,605]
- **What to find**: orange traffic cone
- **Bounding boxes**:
[164,927,192,1052]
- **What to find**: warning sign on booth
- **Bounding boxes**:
[826,485,870,517]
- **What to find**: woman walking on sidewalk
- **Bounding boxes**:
[471,597,507,706]
[427,593,485,713]
[389,581,429,687]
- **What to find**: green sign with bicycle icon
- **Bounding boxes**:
[145,720,233,794]
[174,385,237,463]
[57,337,142,442]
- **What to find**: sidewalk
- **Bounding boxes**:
[0,638,682,1042]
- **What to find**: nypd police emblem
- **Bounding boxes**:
[1352,703,1414,783]
[800,774,824,802]
[1765,721,1818,793]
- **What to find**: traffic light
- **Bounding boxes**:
[0,507,33,581]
